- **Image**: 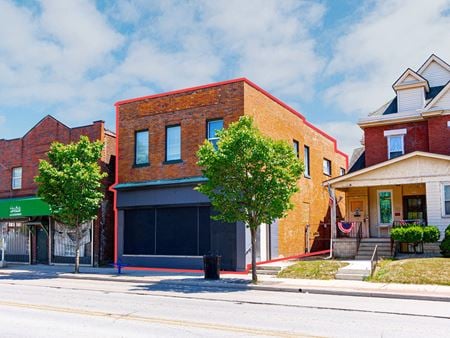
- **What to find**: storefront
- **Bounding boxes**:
[0,196,93,265]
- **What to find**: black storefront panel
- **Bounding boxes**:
[124,208,155,255]
[156,207,198,255]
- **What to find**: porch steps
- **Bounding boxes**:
[355,238,392,260]
[335,261,371,281]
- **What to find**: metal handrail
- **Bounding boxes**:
[356,222,363,251]
[370,244,379,276]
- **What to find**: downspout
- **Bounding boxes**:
[325,183,336,259]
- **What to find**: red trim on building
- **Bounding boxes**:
[114,78,348,167]
[109,105,120,264]
[121,249,330,275]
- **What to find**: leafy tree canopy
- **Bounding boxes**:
[35,136,107,228]
[196,116,304,230]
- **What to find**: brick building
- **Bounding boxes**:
[114,78,347,271]
[0,115,116,266]
[327,54,450,258]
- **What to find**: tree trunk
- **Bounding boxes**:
[74,226,81,274]
[250,227,257,283]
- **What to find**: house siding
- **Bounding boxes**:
[397,87,424,112]
[426,181,450,236]
[420,61,450,87]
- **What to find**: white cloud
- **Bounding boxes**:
[0,0,123,113]
[316,121,363,157]
[202,0,326,97]
[326,0,450,116]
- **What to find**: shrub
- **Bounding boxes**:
[391,226,423,243]
[445,224,450,238]
[440,224,450,257]
[403,226,423,243]
[422,226,440,243]
[390,227,407,242]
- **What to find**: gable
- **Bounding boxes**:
[393,68,428,91]
[418,55,450,87]
[429,86,450,110]
[331,155,450,188]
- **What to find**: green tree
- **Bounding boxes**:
[35,136,107,273]
[196,116,303,282]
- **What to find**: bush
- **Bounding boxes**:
[391,226,423,243]
[440,224,450,257]
[445,224,450,238]
[422,226,440,243]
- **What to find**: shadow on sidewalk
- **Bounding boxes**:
[132,278,252,294]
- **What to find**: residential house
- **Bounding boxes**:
[0,115,116,266]
[326,54,450,259]
[113,78,347,271]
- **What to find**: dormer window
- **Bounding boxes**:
[384,129,406,160]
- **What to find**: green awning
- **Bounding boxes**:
[0,197,52,219]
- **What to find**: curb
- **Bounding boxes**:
[56,273,450,303]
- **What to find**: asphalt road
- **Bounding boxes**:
[0,276,448,337]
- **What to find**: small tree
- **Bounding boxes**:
[35,136,106,273]
[196,116,303,283]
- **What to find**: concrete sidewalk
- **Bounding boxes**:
[0,264,449,302]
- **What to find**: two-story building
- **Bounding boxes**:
[327,54,450,258]
[0,115,116,266]
[113,78,347,271]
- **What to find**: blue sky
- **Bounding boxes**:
[0,0,449,155]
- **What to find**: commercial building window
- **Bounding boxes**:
[135,130,149,165]
[207,119,223,149]
[443,184,450,216]
[293,140,299,158]
[387,135,404,159]
[304,146,310,177]
[12,167,22,189]
[166,125,181,162]
[340,168,345,176]
[378,190,393,224]
[323,158,331,176]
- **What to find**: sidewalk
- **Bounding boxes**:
[0,264,449,302]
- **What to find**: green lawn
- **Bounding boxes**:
[277,260,348,280]
[368,258,450,286]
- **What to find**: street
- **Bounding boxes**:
[0,275,448,337]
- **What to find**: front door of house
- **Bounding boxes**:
[348,196,369,237]
[36,226,49,264]
[403,195,426,224]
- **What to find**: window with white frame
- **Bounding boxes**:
[443,184,450,216]
[304,145,310,177]
[387,135,404,159]
[378,190,393,224]
[207,119,223,150]
[166,125,181,162]
[340,167,345,176]
[293,140,299,158]
[12,167,22,190]
[135,130,149,165]
[323,158,331,176]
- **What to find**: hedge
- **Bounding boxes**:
[391,225,440,243]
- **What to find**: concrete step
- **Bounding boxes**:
[254,269,279,276]
[335,273,368,281]
[255,265,282,271]
[360,238,391,242]
[355,255,392,260]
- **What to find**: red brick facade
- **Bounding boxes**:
[364,117,449,167]
[116,79,347,257]
[0,115,116,265]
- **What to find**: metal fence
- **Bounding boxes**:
[52,221,92,265]
[1,222,29,262]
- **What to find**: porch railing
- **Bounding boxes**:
[370,245,379,276]
[336,221,363,250]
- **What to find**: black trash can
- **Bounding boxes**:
[203,254,221,280]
